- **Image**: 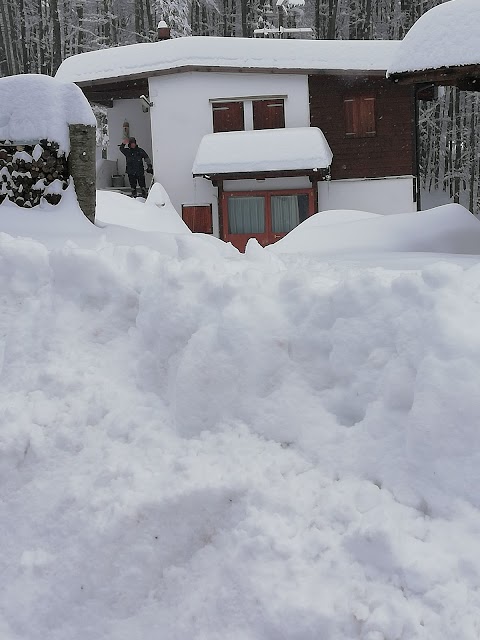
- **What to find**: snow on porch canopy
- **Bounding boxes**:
[387,0,480,81]
[192,127,333,178]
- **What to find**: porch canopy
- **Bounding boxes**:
[192,127,333,180]
[387,0,480,89]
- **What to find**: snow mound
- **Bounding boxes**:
[96,187,190,234]
[0,183,237,259]
[1,197,480,637]
[295,208,381,229]
[0,183,98,246]
[387,0,480,76]
[0,74,95,153]
[270,204,480,255]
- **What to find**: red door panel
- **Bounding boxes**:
[182,205,213,233]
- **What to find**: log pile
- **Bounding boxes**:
[0,140,69,208]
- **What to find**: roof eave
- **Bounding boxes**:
[388,63,480,88]
[73,65,389,88]
[193,168,330,181]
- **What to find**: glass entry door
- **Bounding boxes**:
[222,190,314,251]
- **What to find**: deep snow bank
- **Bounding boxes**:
[1,203,480,638]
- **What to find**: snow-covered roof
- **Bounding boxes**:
[387,0,480,77]
[55,36,401,85]
[0,74,95,153]
[192,127,332,176]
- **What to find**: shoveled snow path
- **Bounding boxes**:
[1,233,480,639]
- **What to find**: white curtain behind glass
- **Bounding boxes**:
[271,195,300,233]
[228,197,265,234]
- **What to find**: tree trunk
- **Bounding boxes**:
[50,0,63,73]
[37,0,45,72]
[0,0,15,75]
[18,0,29,72]
[327,0,338,39]
[240,0,248,37]
[144,0,154,38]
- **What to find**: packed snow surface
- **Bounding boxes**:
[0,74,95,153]
[193,127,332,175]
[56,36,401,84]
[2,196,480,638]
[387,0,480,76]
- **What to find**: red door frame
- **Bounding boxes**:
[221,188,315,252]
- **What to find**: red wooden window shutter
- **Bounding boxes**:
[344,96,376,138]
[344,98,357,138]
[360,97,376,137]
[182,205,213,234]
[212,102,244,133]
[253,99,285,130]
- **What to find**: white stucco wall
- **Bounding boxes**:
[106,99,152,178]
[318,176,417,215]
[148,71,310,235]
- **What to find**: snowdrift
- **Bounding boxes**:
[0,199,480,638]
[96,184,190,234]
[269,204,480,255]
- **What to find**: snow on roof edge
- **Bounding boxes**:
[56,36,401,85]
[387,0,480,77]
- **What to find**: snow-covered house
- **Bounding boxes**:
[387,0,480,91]
[56,36,416,250]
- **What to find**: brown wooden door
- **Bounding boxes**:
[221,190,314,252]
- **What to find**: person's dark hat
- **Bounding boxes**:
[129,137,137,144]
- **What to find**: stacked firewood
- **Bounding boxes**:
[0,140,69,208]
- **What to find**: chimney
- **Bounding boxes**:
[157,20,171,41]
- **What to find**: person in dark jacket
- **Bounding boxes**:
[119,137,153,198]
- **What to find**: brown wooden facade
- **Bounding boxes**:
[309,75,416,181]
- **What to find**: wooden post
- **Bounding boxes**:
[68,124,96,223]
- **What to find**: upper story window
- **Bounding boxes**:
[253,99,285,130]
[212,101,244,133]
[344,95,376,138]
[212,98,286,133]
